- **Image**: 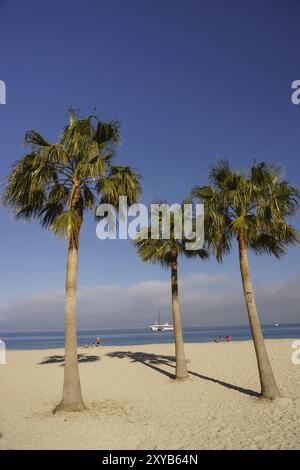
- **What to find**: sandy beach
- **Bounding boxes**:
[0,339,299,450]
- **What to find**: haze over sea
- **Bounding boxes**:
[1,324,300,350]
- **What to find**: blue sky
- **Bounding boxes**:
[0,0,299,329]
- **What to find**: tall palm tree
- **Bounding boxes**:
[192,160,299,399]
[2,110,142,411]
[134,202,208,379]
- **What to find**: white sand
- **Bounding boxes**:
[0,339,299,450]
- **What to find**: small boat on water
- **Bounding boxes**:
[150,322,174,332]
[150,310,174,332]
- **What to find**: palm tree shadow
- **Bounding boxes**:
[106,351,260,398]
[107,351,176,379]
[38,354,100,366]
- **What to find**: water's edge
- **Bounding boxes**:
[1,324,300,350]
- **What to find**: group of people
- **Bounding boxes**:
[93,335,231,345]
[214,335,232,343]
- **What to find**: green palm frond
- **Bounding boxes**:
[40,202,65,228]
[98,166,142,207]
[95,120,120,145]
[192,159,300,261]
[39,144,70,165]
[133,200,209,268]
[24,130,50,147]
[2,110,142,244]
[82,185,95,209]
[48,184,69,204]
[74,156,106,180]
[50,208,81,243]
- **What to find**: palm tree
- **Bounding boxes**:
[192,160,299,399]
[2,110,142,411]
[134,202,208,379]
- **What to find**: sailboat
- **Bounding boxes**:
[150,309,174,332]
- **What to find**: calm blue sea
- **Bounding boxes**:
[1,324,300,350]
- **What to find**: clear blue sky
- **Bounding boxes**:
[0,0,299,329]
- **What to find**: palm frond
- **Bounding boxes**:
[133,200,209,268]
[192,159,300,260]
[2,110,141,245]
[98,166,142,206]
[50,208,81,243]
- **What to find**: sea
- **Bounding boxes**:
[1,323,300,350]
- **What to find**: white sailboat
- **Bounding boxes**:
[150,309,174,332]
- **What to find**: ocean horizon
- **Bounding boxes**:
[1,323,300,350]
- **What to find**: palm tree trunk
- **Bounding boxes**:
[55,234,86,412]
[171,256,188,379]
[238,233,281,399]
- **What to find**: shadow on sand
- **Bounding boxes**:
[38,354,100,366]
[106,351,260,398]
